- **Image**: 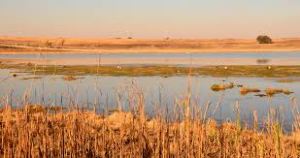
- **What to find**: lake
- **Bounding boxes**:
[1,52,300,132]
[2,52,300,66]
[2,52,300,59]
[0,70,299,132]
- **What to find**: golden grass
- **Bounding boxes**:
[1,37,300,54]
[265,88,294,96]
[278,78,300,83]
[239,87,261,95]
[20,76,43,80]
[0,102,299,157]
[62,75,77,81]
[210,84,226,91]
[210,82,234,91]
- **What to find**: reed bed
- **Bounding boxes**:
[0,97,300,157]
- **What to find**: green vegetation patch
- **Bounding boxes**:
[1,64,300,77]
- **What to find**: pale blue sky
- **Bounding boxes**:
[0,0,300,38]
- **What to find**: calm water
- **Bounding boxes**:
[1,52,300,59]
[0,68,299,132]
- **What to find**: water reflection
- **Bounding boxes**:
[0,69,299,132]
[1,52,300,59]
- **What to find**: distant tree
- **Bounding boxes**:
[127,37,132,39]
[256,35,273,44]
[61,39,65,48]
[44,40,53,48]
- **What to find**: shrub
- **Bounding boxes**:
[256,35,273,44]
[256,59,270,64]
[44,40,53,48]
[61,39,65,48]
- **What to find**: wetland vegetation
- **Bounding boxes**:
[2,63,300,78]
[0,97,300,157]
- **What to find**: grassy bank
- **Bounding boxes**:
[2,63,300,77]
[0,104,299,157]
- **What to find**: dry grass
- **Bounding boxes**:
[265,88,294,96]
[239,87,261,95]
[62,75,77,81]
[1,37,300,54]
[278,78,300,83]
[210,82,234,91]
[211,84,226,91]
[0,101,299,157]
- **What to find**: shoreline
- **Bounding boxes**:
[1,48,300,55]
[1,57,300,66]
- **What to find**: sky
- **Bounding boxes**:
[0,0,300,39]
